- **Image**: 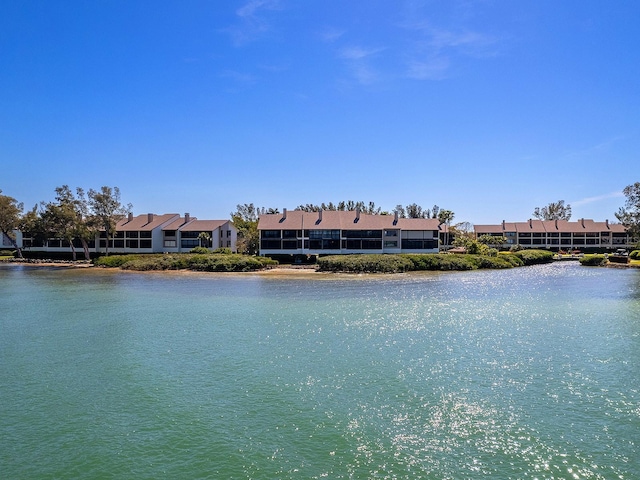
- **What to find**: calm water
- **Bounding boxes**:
[1,262,639,479]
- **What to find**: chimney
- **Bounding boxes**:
[581,218,585,228]
[185,213,190,223]
[318,209,323,223]
[555,219,558,229]
[282,208,287,220]
[606,219,610,229]
[394,210,399,225]
[128,212,133,223]
[147,213,154,224]
[502,220,505,230]
[529,218,532,228]
[355,208,360,223]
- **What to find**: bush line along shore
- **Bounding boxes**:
[4,249,639,273]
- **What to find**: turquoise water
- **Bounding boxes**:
[1,262,639,479]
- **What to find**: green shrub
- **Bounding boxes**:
[629,250,640,260]
[499,254,525,267]
[318,254,413,273]
[579,254,607,266]
[512,249,554,265]
[93,255,139,268]
[470,255,515,269]
[0,249,15,256]
[212,247,233,254]
[94,253,277,272]
[189,246,210,254]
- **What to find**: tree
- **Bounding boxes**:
[0,189,24,258]
[393,205,406,218]
[39,186,97,260]
[405,203,425,219]
[478,234,508,249]
[615,182,640,242]
[198,232,211,248]
[295,201,380,214]
[438,209,455,247]
[88,186,132,256]
[231,203,265,255]
[532,200,572,220]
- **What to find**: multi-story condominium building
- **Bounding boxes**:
[474,219,630,251]
[258,209,449,256]
[20,213,237,255]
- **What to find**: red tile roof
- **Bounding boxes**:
[116,214,180,231]
[474,219,627,234]
[258,210,445,231]
[179,219,230,232]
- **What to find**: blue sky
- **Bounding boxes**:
[1,0,638,225]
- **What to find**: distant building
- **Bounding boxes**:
[258,209,449,256]
[474,219,630,251]
[20,213,237,255]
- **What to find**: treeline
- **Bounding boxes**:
[0,186,131,260]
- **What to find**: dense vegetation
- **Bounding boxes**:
[579,254,608,266]
[317,250,553,273]
[94,253,277,272]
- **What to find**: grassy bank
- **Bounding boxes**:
[317,250,554,273]
[94,253,278,272]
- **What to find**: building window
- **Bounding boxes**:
[262,230,281,239]
[181,239,199,248]
[126,231,138,238]
[401,239,438,250]
[126,239,138,248]
[140,240,152,249]
[164,240,177,248]
[261,239,281,249]
[282,240,297,249]
[140,231,152,239]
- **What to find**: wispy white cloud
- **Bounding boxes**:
[405,56,450,80]
[339,46,385,60]
[563,135,626,159]
[571,191,624,207]
[338,45,385,85]
[426,27,498,55]
[224,0,282,46]
[320,27,346,43]
[399,17,501,80]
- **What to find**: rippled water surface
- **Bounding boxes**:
[1,262,639,479]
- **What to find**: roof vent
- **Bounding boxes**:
[606,219,610,229]
[147,213,154,224]
[185,213,190,224]
[555,219,558,229]
[354,208,360,223]
[581,218,585,228]
[394,210,399,225]
[128,212,133,223]
[502,220,505,230]
[529,218,532,228]
[316,209,323,224]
